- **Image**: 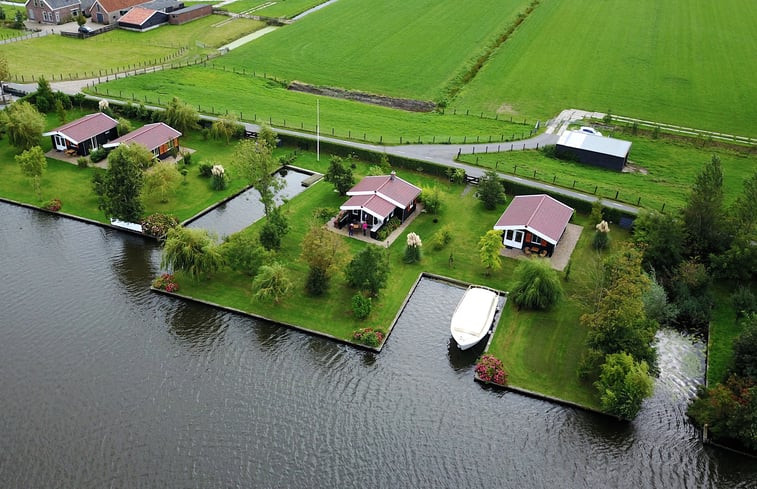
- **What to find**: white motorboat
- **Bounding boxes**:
[450,286,499,350]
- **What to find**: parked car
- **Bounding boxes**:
[579,126,602,136]
[78,25,94,34]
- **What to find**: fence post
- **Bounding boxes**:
[594,186,597,194]
[637,197,641,206]
[661,203,666,212]
[615,190,619,200]
[572,180,576,188]
[553,175,556,184]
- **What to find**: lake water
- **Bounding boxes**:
[1,203,755,488]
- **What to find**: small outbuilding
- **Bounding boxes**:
[556,130,631,171]
[167,3,211,24]
[43,112,119,156]
[337,172,421,240]
[103,122,181,159]
[117,6,167,30]
[493,194,574,257]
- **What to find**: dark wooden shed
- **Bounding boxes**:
[556,131,632,171]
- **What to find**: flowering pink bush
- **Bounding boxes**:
[152,273,179,292]
[353,327,385,347]
[43,198,62,212]
[475,354,508,385]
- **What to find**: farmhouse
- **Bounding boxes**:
[43,112,118,156]
[337,172,421,240]
[556,130,631,171]
[493,194,574,257]
[103,122,181,158]
[25,0,83,24]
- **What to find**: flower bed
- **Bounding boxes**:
[152,273,179,292]
[43,198,62,212]
[141,213,180,238]
[352,327,385,347]
[475,354,508,385]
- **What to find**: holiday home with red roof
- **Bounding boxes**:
[103,122,181,159]
[493,194,574,257]
[43,112,119,156]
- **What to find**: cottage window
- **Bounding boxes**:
[505,230,513,240]
[514,231,523,242]
[531,234,541,245]
[71,9,78,16]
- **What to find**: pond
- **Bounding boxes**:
[1,203,755,488]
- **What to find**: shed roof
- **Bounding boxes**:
[42,112,118,144]
[103,122,181,151]
[36,0,81,9]
[346,173,421,208]
[93,0,143,13]
[340,194,397,221]
[493,194,574,245]
[117,6,158,24]
[556,131,631,158]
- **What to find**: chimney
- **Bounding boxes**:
[390,171,396,180]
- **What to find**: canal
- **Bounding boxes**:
[0,204,755,488]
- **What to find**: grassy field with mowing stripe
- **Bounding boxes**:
[215,0,532,101]
[0,16,264,80]
[459,133,755,213]
[455,0,757,135]
[89,66,532,144]
[224,0,328,18]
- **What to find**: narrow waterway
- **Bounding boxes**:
[0,204,754,488]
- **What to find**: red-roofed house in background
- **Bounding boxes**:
[103,122,181,159]
[493,194,574,257]
[337,172,421,240]
[43,112,119,156]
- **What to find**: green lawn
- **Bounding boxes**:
[225,0,329,18]
[0,16,264,80]
[706,286,747,385]
[88,66,531,144]
[459,134,756,213]
[215,0,532,101]
[454,0,757,136]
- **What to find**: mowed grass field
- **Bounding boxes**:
[225,0,329,18]
[459,134,756,212]
[216,0,532,100]
[455,0,757,135]
[0,16,264,80]
[89,66,532,143]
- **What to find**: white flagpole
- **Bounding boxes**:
[316,99,320,161]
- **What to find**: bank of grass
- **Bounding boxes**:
[706,286,744,386]
[0,16,264,80]
[0,112,267,222]
[215,0,532,101]
[89,67,531,144]
[225,0,328,18]
[459,134,756,213]
[454,0,757,136]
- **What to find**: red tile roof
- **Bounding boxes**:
[42,113,118,144]
[347,173,421,208]
[93,0,144,13]
[104,122,181,152]
[117,6,157,25]
[493,194,574,244]
[340,193,397,220]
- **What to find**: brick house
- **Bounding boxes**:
[26,0,82,24]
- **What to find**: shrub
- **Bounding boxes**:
[198,162,213,178]
[595,352,653,419]
[77,157,89,168]
[351,294,372,320]
[430,225,453,251]
[181,151,192,166]
[141,213,179,237]
[476,170,506,210]
[221,233,270,276]
[43,198,61,211]
[475,354,508,385]
[352,327,384,347]
[259,207,289,251]
[731,287,757,319]
[419,186,442,214]
[89,147,107,162]
[511,258,562,310]
[403,232,422,264]
[152,273,179,292]
[252,262,292,304]
[211,165,228,190]
[592,230,610,250]
[731,314,757,380]
[312,207,337,224]
[305,266,329,296]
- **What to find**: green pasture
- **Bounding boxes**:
[0,26,27,39]
[215,0,532,100]
[455,0,757,136]
[225,0,328,18]
[89,66,532,143]
[0,15,264,80]
[459,134,756,213]
[706,286,747,386]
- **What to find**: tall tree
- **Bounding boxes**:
[510,258,563,310]
[345,246,389,297]
[259,206,289,251]
[632,210,684,283]
[15,146,46,199]
[476,170,506,210]
[144,160,181,203]
[253,262,292,304]
[682,155,725,258]
[163,97,199,134]
[324,156,355,196]
[478,230,502,275]
[729,170,757,237]
[232,126,283,215]
[301,223,349,295]
[161,227,224,281]
[211,113,242,143]
[2,100,45,151]
[92,143,152,222]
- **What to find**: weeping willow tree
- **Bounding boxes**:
[510,258,563,310]
[161,227,224,281]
